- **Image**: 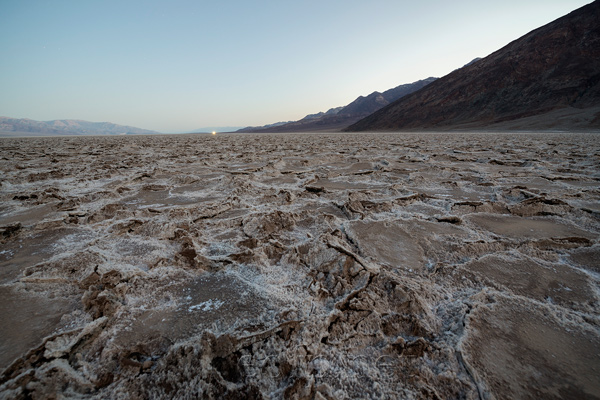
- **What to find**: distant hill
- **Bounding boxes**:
[0,117,158,136]
[346,1,600,132]
[192,126,245,133]
[238,77,437,133]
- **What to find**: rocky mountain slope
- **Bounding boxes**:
[238,78,437,133]
[346,1,600,132]
[0,117,158,136]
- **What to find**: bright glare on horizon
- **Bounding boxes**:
[0,0,591,133]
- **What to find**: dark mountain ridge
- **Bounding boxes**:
[346,1,600,132]
[238,77,437,133]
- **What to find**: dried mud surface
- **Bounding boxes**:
[0,132,599,399]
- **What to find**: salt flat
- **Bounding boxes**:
[0,132,599,399]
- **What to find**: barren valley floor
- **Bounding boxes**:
[0,132,599,399]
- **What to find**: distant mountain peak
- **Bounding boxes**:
[0,117,158,136]
[238,77,437,133]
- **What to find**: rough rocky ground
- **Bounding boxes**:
[0,132,599,399]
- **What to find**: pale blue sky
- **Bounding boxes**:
[0,0,591,132]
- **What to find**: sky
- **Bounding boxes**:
[0,0,592,133]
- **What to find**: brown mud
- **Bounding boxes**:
[0,132,598,399]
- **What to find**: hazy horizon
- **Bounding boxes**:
[0,0,591,132]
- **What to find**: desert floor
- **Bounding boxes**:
[0,132,599,399]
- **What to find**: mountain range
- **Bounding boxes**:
[0,117,158,136]
[346,1,600,132]
[237,77,437,133]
